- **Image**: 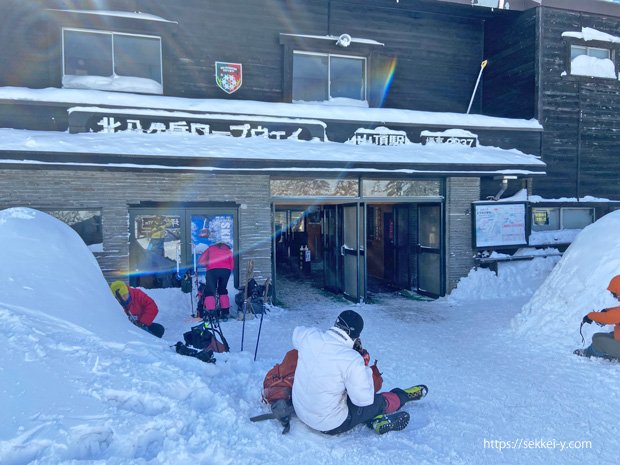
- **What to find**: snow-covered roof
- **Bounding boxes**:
[0,127,545,176]
[562,26,620,43]
[46,9,177,24]
[67,106,327,128]
[0,87,542,131]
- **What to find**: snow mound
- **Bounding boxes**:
[0,207,128,340]
[448,248,560,302]
[0,207,275,463]
[512,210,620,348]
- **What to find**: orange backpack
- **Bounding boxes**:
[262,349,298,404]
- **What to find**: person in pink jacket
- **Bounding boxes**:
[198,242,234,319]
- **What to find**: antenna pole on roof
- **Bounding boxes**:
[467,59,488,115]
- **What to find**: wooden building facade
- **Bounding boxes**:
[0,0,617,299]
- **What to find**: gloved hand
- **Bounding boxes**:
[370,360,383,392]
[128,313,138,323]
[582,315,593,324]
[353,338,370,365]
[359,349,370,366]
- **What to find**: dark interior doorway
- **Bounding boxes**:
[274,201,443,301]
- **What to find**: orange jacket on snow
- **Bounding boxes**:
[588,275,620,340]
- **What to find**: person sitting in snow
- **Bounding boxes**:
[575,274,620,360]
[110,281,165,338]
[292,310,428,435]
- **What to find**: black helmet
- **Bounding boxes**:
[335,310,364,339]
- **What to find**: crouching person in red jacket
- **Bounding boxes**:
[110,281,165,338]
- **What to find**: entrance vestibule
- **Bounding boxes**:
[274,201,443,302]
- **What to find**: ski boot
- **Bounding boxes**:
[369,411,410,435]
[403,384,428,401]
[573,348,590,358]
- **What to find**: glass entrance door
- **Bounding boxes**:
[323,205,341,292]
[188,211,236,286]
[394,204,411,289]
[417,204,443,297]
[341,203,364,302]
[129,210,182,288]
[129,207,237,289]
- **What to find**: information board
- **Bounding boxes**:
[473,202,527,248]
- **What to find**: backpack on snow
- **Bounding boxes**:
[250,349,298,434]
[262,349,298,404]
[183,322,228,353]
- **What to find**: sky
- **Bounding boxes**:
[1,207,619,465]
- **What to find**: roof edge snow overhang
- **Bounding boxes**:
[45,8,178,24]
[0,87,543,132]
[434,0,620,16]
[0,150,546,178]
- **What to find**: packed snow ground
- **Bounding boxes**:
[1,208,618,465]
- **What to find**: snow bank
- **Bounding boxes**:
[512,210,620,348]
[448,248,560,302]
[0,207,273,463]
[0,207,128,340]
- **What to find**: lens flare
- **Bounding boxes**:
[378,57,398,108]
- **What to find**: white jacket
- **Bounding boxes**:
[291,325,375,432]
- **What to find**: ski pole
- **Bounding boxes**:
[466,59,488,114]
[241,300,247,351]
[240,259,254,352]
[176,243,181,279]
[190,290,195,318]
[253,308,265,361]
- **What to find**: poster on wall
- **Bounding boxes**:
[191,214,235,273]
[473,202,527,248]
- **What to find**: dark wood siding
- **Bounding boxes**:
[329,0,486,113]
[536,7,620,200]
[0,0,501,113]
[483,9,537,119]
[156,0,329,101]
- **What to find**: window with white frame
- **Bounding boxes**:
[531,207,595,231]
[529,206,595,246]
[571,45,610,60]
[292,52,366,103]
[569,44,616,79]
[62,28,163,94]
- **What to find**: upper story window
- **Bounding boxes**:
[562,28,619,80]
[292,52,366,104]
[571,45,610,61]
[62,28,163,94]
[568,44,616,79]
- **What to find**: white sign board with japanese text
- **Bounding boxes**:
[473,202,527,248]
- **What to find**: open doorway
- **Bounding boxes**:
[273,201,443,301]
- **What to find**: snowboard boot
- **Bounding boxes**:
[403,384,428,401]
[369,411,410,435]
[219,307,230,321]
[271,399,294,434]
[573,348,590,358]
[389,384,428,408]
[175,341,198,357]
